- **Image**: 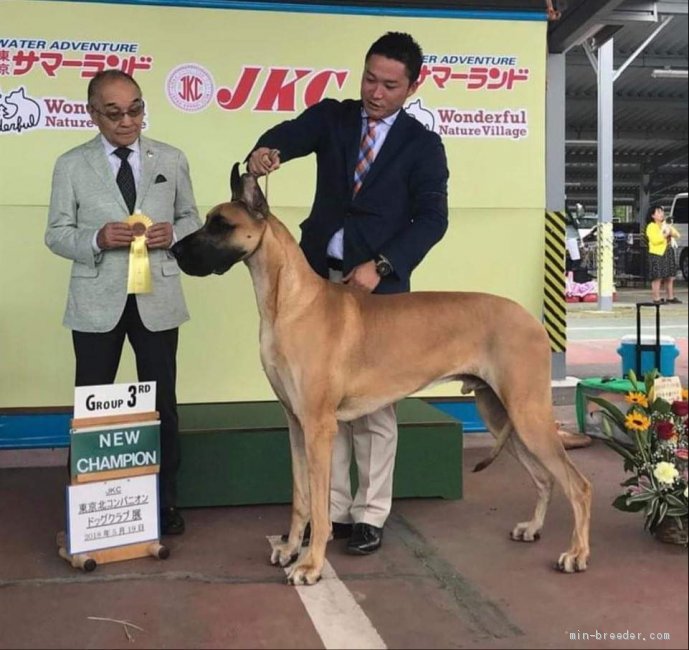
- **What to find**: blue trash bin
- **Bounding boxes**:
[617,334,679,377]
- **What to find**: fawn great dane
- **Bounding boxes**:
[171,165,592,586]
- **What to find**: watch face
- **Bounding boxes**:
[376,259,392,277]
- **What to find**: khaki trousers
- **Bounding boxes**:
[329,405,398,528]
[327,267,398,528]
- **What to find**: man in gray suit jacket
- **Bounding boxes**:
[45,70,201,535]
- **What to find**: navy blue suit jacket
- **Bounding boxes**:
[252,98,449,293]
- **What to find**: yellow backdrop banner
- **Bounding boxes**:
[1,0,545,209]
[0,1,547,408]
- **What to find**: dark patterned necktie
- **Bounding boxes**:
[353,118,379,196]
[114,147,136,214]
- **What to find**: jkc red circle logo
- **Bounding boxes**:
[166,64,215,112]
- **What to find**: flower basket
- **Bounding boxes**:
[587,370,688,543]
[654,516,688,546]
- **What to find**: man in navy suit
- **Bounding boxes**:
[248,32,449,554]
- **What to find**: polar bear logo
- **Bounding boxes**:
[0,87,41,133]
[405,98,436,132]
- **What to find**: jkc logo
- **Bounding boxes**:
[216,66,349,112]
[166,64,215,113]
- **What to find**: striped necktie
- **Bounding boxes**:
[114,146,136,214]
[353,118,379,196]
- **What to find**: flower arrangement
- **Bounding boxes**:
[589,370,688,543]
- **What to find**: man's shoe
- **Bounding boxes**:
[667,297,682,304]
[280,522,352,545]
[160,507,185,535]
[346,523,383,555]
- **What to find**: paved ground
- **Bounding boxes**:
[1,284,687,649]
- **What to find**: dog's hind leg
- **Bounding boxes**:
[473,387,554,542]
[271,407,311,567]
[286,411,338,586]
[506,404,592,573]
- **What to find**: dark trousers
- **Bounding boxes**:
[72,295,180,509]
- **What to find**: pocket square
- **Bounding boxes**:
[154,174,167,184]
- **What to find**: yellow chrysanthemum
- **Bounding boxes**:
[625,412,651,432]
[682,388,688,400]
[625,392,649,408]
[653,461,679,485]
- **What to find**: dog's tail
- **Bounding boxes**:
[472,421,512,472]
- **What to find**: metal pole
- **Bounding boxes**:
[597,38,614,311]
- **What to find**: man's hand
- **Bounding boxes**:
[247,147,281,176]
[96,222,134,249]
[343,261,380,293]
[146,222,174,249]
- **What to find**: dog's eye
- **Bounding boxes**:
[207,218,235,235]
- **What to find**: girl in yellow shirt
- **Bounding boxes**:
[645,205,681,305]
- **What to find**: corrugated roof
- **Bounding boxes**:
[558,0,688,213]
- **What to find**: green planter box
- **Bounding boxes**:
[177,398,462,507]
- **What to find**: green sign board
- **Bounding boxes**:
[71,422,160,476]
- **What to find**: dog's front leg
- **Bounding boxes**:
[286,413,337,586]
[271,409,310,567]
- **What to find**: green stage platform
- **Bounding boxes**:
[176,399,463,507]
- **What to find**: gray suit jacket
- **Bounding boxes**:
[46,135,201,333]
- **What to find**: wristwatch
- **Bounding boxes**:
[375,254,394,278]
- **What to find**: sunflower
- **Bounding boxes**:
[625,391,649,408]
[625,411,651,432]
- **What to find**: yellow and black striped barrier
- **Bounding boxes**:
[544,211,567,353]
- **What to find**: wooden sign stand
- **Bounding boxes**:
[58,388,169,571]
[56,531,168,572]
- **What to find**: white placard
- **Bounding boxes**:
[654,376,683,403]
[74,382,156,420]
[67,474,159,554]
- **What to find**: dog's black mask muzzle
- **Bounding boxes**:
[171,231,241,277]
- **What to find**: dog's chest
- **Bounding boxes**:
[259,325,294,403]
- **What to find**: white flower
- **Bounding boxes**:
[685,486,688,499]
[653,461,679,485]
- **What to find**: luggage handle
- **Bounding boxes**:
[635,302,661,377]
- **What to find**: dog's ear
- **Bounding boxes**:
[230,163,242,201]
[230,163,269,219]
[240,173,269,219]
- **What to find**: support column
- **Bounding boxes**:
[546,52,567,380]
[638,170,651,221]
[597,38,614,311]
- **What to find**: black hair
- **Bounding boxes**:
[365,32,423,85]
[646,204,664,224]
[87,69,141,105]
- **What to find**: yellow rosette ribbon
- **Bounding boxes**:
[125,212,153,294]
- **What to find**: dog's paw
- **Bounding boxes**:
[555,550,588,573]
[286,561,322,586]
[509,522,542,542]
[270,544,298,568]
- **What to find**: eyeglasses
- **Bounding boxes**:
[90,101,145,123]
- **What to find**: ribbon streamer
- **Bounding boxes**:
[125,213,153,294]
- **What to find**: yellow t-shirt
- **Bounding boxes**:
[646,222,680,256]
